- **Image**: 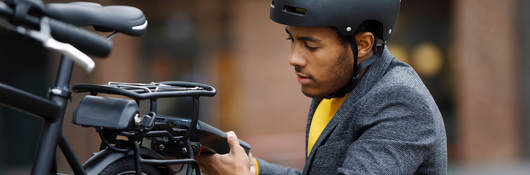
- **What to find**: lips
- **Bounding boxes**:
[296,73,312,85]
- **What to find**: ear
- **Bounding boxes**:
[354,32,375,59]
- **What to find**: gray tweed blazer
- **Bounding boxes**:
[257,48,447,175]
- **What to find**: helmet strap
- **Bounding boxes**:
[323,37,379,99]
[374,38,386,57]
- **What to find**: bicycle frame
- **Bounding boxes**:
[0,55,85,175]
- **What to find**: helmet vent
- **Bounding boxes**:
[282,6,306,16]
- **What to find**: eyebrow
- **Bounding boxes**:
[285,27,321,43]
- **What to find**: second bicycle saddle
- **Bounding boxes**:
[43,2,147,36]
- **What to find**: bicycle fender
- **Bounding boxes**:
[82,148,128,174]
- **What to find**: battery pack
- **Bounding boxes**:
[73,95,137,130]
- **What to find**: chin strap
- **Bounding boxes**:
[323,37,383,99]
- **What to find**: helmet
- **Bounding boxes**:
[269,0,401,98]
[269,0,400,41]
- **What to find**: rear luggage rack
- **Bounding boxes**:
[72,81,216,100]
[71,81,249,174]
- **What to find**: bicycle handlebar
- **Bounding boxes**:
[43,34,95,72]
[0,1,112,57]
[47,17,112,57]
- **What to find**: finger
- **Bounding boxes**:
[248,152,254,164]
[248,153,256,174]
[227,131,245,156]
[249,166,256,175]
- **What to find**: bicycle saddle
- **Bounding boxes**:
[43,2,147,36]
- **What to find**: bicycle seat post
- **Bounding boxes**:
[31,54,75,175]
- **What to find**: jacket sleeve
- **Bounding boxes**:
[257,158,302,175]
[337,85,440,175]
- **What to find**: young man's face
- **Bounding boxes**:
[285,26,354,97]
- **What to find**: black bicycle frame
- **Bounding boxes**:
[0,54,85,175]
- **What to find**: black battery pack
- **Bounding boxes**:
[72,95,138,130]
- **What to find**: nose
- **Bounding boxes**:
[288,46,306,67]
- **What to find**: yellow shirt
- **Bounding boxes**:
[307,94,348,157]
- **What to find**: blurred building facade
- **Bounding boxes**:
[1,0,530,174]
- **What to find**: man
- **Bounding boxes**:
[197,0,447,174]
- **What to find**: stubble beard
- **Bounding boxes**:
[301,48,353,98]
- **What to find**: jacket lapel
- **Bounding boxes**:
[301,48,395,175]
[305,98,320,160]
[302,94,352,175]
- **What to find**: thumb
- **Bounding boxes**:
[227,131,243,155]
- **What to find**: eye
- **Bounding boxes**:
[304,42,319,51]
[286,37,294,42]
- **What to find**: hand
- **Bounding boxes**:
[196,131,253,175]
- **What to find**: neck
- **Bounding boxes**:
[323,53,377,99]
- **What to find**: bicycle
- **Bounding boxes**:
[0,1,251,174]
[0,0,129,174]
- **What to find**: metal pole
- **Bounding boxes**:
[133,140,143,175]
[59,133,86,175]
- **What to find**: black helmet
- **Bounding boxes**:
[269,0,400,41]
